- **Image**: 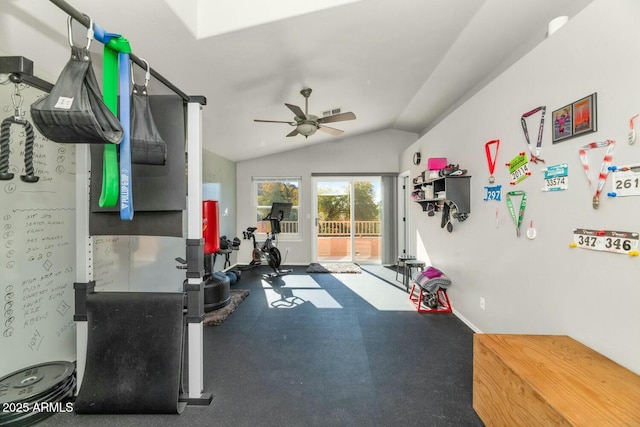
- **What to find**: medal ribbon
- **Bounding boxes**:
[485,139,500,178]
[521,106,546,164]
[578,140,614,209]
[629,114,638,145]
[506,190,526,237]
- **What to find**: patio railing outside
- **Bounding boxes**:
[317,221,382,262]
[255,220,382,261]
[317,220,381,236]
[256,220,381,236]
[257,220,299,234]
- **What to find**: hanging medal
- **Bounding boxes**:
[578,140,614,209]
[628,114,638,145]
[521,106,546,164]
[526,220,537,239]
[485,139,500,184]
[506,190,526,237]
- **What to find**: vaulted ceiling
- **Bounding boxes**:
[1,0,593,161]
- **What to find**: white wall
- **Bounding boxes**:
[236,129,416,264]
[401,0,640,374]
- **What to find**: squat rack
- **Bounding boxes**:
[45,0,210,407]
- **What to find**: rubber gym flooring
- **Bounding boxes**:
[47,265,483,426]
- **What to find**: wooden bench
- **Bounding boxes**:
[473,334,640,426]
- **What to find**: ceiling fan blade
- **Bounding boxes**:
[285,103,306,120]
[318,111,356,124]
[286,128,299,137]
[318,125,344,136]
[254,119,296,125]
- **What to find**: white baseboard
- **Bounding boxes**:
[452,308,482,333]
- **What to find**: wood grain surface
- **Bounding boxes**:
[473,334,640,426]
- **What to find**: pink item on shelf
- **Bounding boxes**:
[427,157,447,170]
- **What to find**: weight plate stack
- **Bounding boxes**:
[0,361,76,426]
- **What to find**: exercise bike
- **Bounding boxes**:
[243,202,292,280]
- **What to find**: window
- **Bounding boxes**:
[253,177,301,239]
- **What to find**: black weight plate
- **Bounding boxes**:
[0,361,75,404]
[0,376,75,425]
[36,374,75,405]
[0,375,74,419]
[18,373,75,405]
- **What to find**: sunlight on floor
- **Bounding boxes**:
[262,275,343,309]
[336,270,415,312]
[260,267,415,311]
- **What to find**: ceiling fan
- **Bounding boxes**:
[254,88,356,138]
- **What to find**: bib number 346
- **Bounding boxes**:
[573,228,639,255]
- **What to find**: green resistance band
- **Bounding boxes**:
[99,36,131,208]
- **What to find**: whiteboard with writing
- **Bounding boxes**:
[0,82,77,377]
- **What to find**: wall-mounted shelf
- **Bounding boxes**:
[412,175,471,214]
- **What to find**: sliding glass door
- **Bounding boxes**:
[312,177,382,264]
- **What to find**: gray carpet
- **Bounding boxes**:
[203,290,250,326]
[306,262,362,273]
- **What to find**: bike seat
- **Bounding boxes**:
[246,227,257,233]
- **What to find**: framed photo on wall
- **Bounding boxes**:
[552,92,597,143]
[552,104,573,143]
[572,93,597,136]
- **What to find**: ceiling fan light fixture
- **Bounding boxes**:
[254,87,355,138]
[297,122,318,137]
